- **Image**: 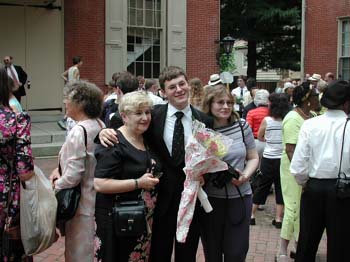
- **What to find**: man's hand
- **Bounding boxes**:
[99,128,119,147]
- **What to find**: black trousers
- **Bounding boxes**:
[149,192,200,262]
[199,195,252,262]
[253,157,283,205]
[296,178,350,262]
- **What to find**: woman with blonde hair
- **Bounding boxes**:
[94,91,160,262]
[189,77,204,110]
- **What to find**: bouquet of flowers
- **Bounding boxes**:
[176,120,233,243]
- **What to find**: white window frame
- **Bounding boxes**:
[126,0,166,79]
[337,17,350,80]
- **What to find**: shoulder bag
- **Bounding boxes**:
[56,125,87,224]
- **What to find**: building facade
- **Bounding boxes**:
[303,0,350,81]
[0,0,219,111]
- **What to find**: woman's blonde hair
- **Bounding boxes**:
[119,91,153,113]
[202,84,240,124]
[189,78,204,109]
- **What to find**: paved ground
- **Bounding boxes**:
[33,157,327,262]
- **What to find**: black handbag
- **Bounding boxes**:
[112,198,147,237]
[335,118,350,199]
[56,125,87,224]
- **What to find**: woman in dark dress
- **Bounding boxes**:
[94,91,160,262]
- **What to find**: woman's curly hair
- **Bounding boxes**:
[65,80,103,119]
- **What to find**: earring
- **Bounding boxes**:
[307,102,311,106]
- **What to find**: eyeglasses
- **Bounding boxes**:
[213,100,234,107]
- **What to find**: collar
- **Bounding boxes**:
[167,103,192,119]
[324,109,348,118]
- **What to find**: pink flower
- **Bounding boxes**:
[130,251,141,261]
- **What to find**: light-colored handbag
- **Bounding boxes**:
[20,165,58,255]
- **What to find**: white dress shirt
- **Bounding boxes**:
[290,110,350,185]
[163,104,192,156]
[6,64,19,81]
[231,86,248,111]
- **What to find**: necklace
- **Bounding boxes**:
[295,107,310,120]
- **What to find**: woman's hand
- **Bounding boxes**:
[99,128,118,147]
[232,169,249,187]
[50,168,60,188]
[138,173,159,190]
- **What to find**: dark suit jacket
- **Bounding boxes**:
[107,103,213,215]
[13,65,28,97]
[144,104,213,216]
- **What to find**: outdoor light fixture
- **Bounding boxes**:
[221,35,235,56]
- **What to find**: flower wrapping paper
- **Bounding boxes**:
[176,120,233,243]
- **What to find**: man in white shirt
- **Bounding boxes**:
[290,80,350,262]
[231,75,248,116]
[144,79,166,105]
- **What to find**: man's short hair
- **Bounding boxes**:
[158,66,188,90]
[116,71,139,94]
[72,56,82,65]
[145,79,157,90]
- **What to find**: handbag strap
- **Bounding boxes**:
[58,124,87,175]
[338,117,350,178]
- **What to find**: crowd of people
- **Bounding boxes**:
[1,57,350,262]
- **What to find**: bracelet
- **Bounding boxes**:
[134,179,139,190]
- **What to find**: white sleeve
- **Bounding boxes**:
[290,123,310,186]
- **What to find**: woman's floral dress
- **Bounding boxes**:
[0,106,33,261]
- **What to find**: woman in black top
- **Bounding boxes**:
[94,91,159,262]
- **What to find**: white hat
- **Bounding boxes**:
[208,74,223,86]
[308,73,321,82]
[283,82,295,92]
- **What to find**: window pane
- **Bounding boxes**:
[145,0,153,9]
[137,9,143,26]
[340,58,350,81]
[136,62,144,76]
[153,63,160,78]
[144,62,152,78]
[145,9,154,27]
[144,46,152,61]
[129,0,136,8]
[153,45,160,61]
[136,0,143,9]
[127,63,135,75]
[129,8,136,26]
[342,21,350,56]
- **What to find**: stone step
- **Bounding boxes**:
[31,121,65,157]
[32,142,63,158]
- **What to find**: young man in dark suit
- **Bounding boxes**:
[3,55,28,102]
[99,66,213,262]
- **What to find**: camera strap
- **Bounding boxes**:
[224,184,246,226]
[338,117,350,179]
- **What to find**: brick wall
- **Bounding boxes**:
[64,0,105,89]
[304,0,350,78]
[187,0,220,85]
